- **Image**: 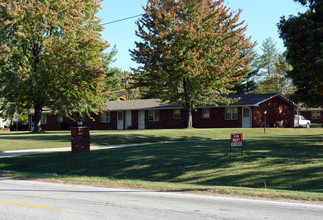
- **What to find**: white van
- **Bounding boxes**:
[294,115,311,128]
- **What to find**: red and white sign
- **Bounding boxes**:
[231,133,242,147]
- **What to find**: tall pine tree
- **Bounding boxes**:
[232,39,259,95]
[256,38,295,95]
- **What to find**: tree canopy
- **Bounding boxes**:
[130,0,252,128]
[277,0,323,107]
[232,38,259,95]
[0,0,109,132]
[256,38,295,96]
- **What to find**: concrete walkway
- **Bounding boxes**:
[0,143,150,158]
[0,140,205,158]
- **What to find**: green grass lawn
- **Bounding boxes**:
[0,128,322,201]
[0,127,322,150]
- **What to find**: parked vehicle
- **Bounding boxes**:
[0,117,10,129]
[294,115,311,128]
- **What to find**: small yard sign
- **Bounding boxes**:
[230,133,243,157]
[231,133,242,147]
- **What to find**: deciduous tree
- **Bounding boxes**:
[0,0,109,132]
[130,0,252,128]
[277,0,323,107]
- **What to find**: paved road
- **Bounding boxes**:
[0,178,322,220]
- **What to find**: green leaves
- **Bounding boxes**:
[278,0,323,107]
[131,0,252,127]
[0,0,109,131]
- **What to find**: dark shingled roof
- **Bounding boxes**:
[105,93,300,111]
[222,93,281,106]
[104,99,169,111]
[29,93,299,114]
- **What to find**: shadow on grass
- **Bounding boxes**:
[1,129,322,149]
[0,130,208,146]
[91,133,209,146]
[0,133,322,193]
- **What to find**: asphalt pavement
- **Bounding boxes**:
[1,178,322,220]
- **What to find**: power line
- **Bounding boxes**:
[101,14,143,26]
[1,0,203,50]
[100,0,203,26]
[100,0,202,26]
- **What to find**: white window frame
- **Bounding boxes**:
[41,114,47,124]
[148,110,159,122]
[57,114,63,122]
[100,112,110,123]
[311,111,321,119]
[225,107,238,120]
[202,108,210,119]
[173,109,181,119]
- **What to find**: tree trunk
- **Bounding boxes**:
[33,105,42,133]
[185,104,193,129]
[183,78,193,129]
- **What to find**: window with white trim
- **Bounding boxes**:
[202,108,210,118]
[225,107,238,120]
[100,112,110,123]
[173,109,181,119]
[41,114,47,124]
[311,111,321,119]
[148,110,159,122]
[57,114,63,122]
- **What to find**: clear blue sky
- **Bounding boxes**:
[97,0,306,71]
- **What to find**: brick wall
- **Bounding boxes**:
[192,108,241,128]
[144,108,241,129]
[41,114,76,130]
[39,107,256,130]
[41,112,118,130]
[144,109,186,129]
[132,111,138,129]
[86,112,118,130]
[37,96,295,130]
[252,96,295,128]
[300,110,322,123]
[71,127,90,153]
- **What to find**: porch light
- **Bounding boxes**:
[77,118,83,126]
[264,110,267,134]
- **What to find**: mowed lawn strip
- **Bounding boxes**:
[0,128,322,201]
[0,127,322,150]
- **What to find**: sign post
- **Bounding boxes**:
[230,133,243,157]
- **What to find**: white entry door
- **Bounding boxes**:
[242,107,252,128]
[30,115,35,131]
[117,112,124,130]
[125,111,132,129]
[138,111,145,130]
